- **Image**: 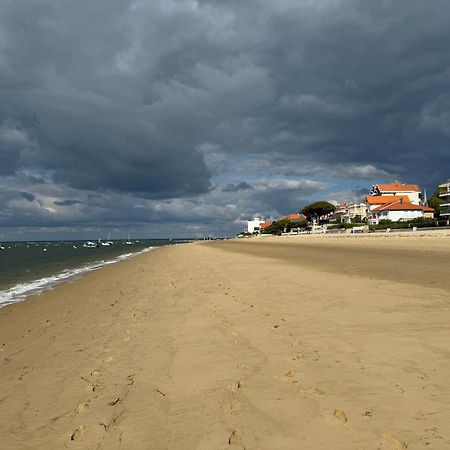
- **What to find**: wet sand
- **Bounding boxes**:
[1,234,450,449]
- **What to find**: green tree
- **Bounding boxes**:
[263,219,290,236]
[428,187,442,217]
[301,201,336,223]
[286,218,308,230]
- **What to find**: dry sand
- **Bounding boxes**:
[1,233,450,449]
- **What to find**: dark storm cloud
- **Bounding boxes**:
[222,181,254,192]
[53,199,82,206]
[20,192,35,202]
[1,0,450,236]
[264,0,450,186]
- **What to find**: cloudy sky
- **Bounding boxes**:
[1,0,450,239]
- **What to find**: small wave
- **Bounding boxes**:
[0,246,156,308]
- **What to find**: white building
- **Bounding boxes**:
[439,181,450,217]
[246,217,265,234]
[334,203,367,223]
[368,198,434,225]
[369,182,421,205]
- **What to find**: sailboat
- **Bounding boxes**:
[125,233,133,245]
[101,233,114,246]
[83,241,98,248]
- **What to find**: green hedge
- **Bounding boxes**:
[328,223,366,230]
[369,218,449,231]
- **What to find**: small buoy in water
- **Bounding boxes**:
[43,248,47,252]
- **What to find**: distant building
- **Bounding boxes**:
[333,203,366,223]
[369,182,421,205]
[366,182,427,224]
[333,204,349,221]
[368,197,434,225]
[366,196,410,223]
[347,203,367,221]
[439,181,450,217]
[260,222,273,232]
[281,213,307,233]
[246,217,265,234]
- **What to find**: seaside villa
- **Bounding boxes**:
[368,198,434,224]
[369,182,422,204]
[366,182,433,225]
[246,217,265,234]
[439,181,450,217]
[334,202,367,223]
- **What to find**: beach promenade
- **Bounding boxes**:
[1,233,450,449]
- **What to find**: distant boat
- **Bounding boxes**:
[83,241,98,248]
[125,233,132,245]
[0,245,4,250]
[101,233,113,246]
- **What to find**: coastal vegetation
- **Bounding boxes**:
[428,186,443,216]
[369,217,449,231]
[261,217,308,236]
[328,222,365,230]
[301,201,336,222]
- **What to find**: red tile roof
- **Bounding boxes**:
[377,183,420,192]
[282,213,306,221]
[366,195,411,205]
[373,200,434,212]
[260,222,272,229]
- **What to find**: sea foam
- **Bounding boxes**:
[0,246,155,308]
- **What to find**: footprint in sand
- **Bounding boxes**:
[231,380,243,391]
[333,409,348,423]
[70,425,85,440]
[279,370,300,384]
[312,387,326,397]
[230,401,241,413]
[92,383,105,393]
[383,433,408,449]
[74,403,89,414]
[228,430,244,447]
[292,353,304,363]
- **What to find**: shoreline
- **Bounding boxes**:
[1,236,449,449]
[0,243,169,309]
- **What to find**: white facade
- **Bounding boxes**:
[348,202,367,221]
[338,203,367,223]
[375,209,424,223]
[246,217,265,233]
[439,181,450,217]
[369,184,421,205]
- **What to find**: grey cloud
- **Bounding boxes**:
[222,181,254,192]
[20,192,35,202]
[53,199,82,206]
[3,1,450,189]
[0,122,36,175]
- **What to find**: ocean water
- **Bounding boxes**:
[0,239,184,307]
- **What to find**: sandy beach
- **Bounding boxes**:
[1,233,450,449]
